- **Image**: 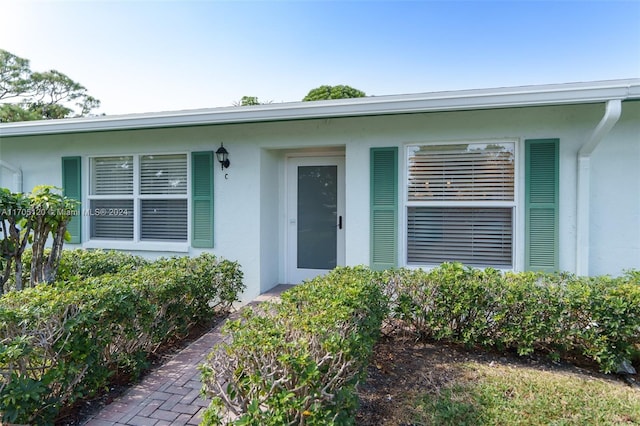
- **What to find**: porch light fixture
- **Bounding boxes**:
[216,143,230,170]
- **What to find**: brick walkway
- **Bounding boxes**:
[82,285,292,426]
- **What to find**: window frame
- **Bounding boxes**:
[401,139,520,270]
[84,152,191,252]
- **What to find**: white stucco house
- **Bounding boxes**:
[0,79,639,301]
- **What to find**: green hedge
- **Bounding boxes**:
[0,253,244,425]
[200,264,640,424]
[382,263,640,373]
[200,267,387,425]
[7,248,149,288]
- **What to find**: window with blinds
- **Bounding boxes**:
[408,143,514,201]
[406,142,515,268]
[90,199,134,240]
[140,154,187,195]
[407,207,513,267]
[89,154,188,242]
[141,199,188,241]
[140,154,187,241]
[91,156,134,195]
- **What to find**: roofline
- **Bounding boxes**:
[1,78,639,137]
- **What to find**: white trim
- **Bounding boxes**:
[1,79,638,137]
[133,157,140,242]
[514,138,525,272]
[82,240,189,253]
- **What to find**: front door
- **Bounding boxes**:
[287,156,345,283]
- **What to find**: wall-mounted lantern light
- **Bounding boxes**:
[216,143,230,170]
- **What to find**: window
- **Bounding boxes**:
[406,142,515,268]
[89,154,188,242]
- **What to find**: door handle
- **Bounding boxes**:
[338,216,343,230]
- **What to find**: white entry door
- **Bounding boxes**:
[287,156,345,284]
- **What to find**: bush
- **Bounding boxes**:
[384,263,640,373]
[58,249,150,280]
[200,267,387,425]
[0,253,244,425]
[200,264,640,425]
[10,248,149,286]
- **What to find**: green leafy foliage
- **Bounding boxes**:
[234,96,260,106]
[0,49,100,122]
[201,264,639,425]
[200,266,387,425]
[383,263,640,373]
[302,85,366,101]
[0,252,244,424]
[0,186,80,293]
[16,248,149,284]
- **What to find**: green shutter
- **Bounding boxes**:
[192,151,214,248]
[370,147,398,270]
[525,139,559,272]
[61,156,82,244]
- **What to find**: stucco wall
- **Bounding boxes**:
[1,101,638,300]
[589,101,640,275]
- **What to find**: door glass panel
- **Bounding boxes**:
[297,165,337,269]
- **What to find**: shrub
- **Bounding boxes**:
[14,248,149,285]
[59,249,150,280]
[200,266,387,425]
[0,253,244,425]
[380,264,506,345]
[384,263,640,373]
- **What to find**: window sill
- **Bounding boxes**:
[82,240,190,253]
[404,263,515,273]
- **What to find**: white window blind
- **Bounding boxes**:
[89,154,188,243]
[141,199,188,241]
[407,207,513,267]
[91,156,134,195]
[406,142,516,268]
[140,154,187,195]
[90,199,134,240]
[408,143,514,201]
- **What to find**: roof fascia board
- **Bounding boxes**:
[1,79,639,137]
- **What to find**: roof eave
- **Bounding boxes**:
[1,79,639,137]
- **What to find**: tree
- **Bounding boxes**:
[0,186,78,293]
[0,49,100,122]
[302,85,366,101]
[234,96,260,106]
[233,95,273,106]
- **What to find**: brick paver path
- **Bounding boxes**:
[82,285,292,426]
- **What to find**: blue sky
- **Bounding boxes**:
[1,0,639,115]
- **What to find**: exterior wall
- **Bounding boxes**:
[259,149,280,292]
[0,101,638,300]
[589,101,640,275]
[0,167,18,192]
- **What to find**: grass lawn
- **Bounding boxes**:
[414,361,640,425]
[356,336,640,425]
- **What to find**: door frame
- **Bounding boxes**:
[285,153,345,284]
